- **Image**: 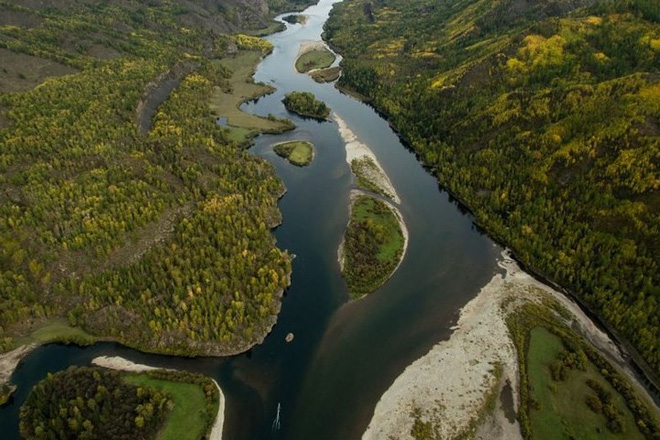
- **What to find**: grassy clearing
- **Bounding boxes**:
[342,195,404,298]
[125,374,211,440]
[13,318,96,347]
[295,47,336,73]
[209,51,294,142]
[273,140,314,166]
[310,66,342,83]
[527,327,644,440]
[0,48,77,93]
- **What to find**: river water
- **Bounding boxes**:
[0,1,500,438]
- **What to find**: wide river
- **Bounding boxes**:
[0,1,502,438]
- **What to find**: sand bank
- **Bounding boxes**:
[362,249,649,440]
[334,114,401,204]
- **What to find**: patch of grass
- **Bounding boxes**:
[0,48,77,93]
[295,47,336,73]
[273,140,314,166]
[342,195,404,298]
[125,374,210,440]
[508,302,659,440]
[527,327,645,440]
[209,51,294,136]
[310,66,342,83]
[14,318,96,347]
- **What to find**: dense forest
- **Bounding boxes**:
[0,0,301,356]
[283,91,331,120]
[19,366,170,440]
[325,0,660,377]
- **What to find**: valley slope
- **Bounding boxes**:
[325,0,660,380]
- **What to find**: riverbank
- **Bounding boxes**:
[0,344,37,404]
[362,251,658,440]
[93,356,226,440]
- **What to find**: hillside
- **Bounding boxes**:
[325,0,660,378]
[0,0,313,357]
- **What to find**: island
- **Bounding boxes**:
[282,14,307,25]
[282,91,331,120]
[340,195,405,299]
[273,140,315,166]
[19,365,221,440]
[310,66,342,83]
[295,46,336,74]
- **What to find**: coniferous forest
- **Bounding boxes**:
[0,0,321,356]
[325,0,660,377]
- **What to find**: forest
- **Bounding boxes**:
[325,0,660,377]
[19,366,170,440]
[0,0,297,356]
[19,366,220,440]
[282,91,331,120]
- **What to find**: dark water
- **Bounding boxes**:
[0,1,500,439]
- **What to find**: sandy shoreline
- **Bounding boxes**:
[92,356,225,440]
[0,343,37,399]
[362,250,656,439]
[363,252,523,440]
[334,114,401,205]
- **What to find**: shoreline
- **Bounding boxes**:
[92,356,226,440]
[0,344,37,402]
[362,250,657,439]
[334,113,401,204]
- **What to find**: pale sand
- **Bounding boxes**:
[334,114,401,204]
[92,356,225,440]
[0,344,37,386]
[297,40,327,57]
[363,252,523,440]
[91,355,164,372]
[362,250,653,440]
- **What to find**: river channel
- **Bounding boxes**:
[0,1,501,438]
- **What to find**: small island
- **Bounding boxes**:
[273,140,315,167]
[282,14,307,25]
[340,195,405,299]
[310,66,342,83]
[295,46,336,74]
[283,91,330,120]
[20,366,220,440]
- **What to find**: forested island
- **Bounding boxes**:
[326,0,660,381]
[283,91,331,120]
[19,366,219,440]
[341,195,405,298]
[273,140,315,166]
[295,47,337,73]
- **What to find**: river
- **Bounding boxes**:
[0,1,500,438]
